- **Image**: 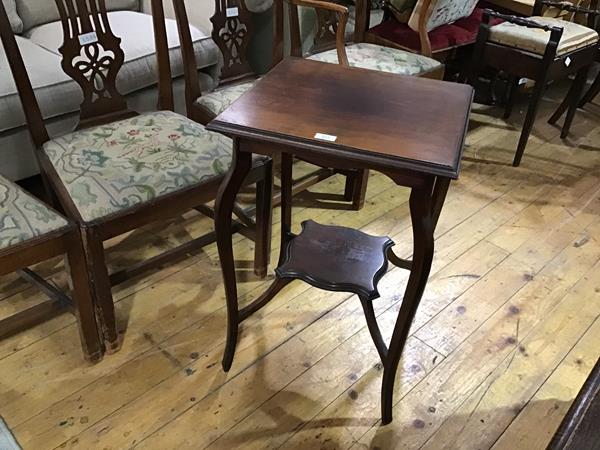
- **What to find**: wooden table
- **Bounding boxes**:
[208,58,473,424]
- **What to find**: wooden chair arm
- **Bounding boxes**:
[289,0,350,65]
[416,0,433,57]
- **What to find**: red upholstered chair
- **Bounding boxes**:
[357,0,499,62]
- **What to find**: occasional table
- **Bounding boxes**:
[208,58,473,424]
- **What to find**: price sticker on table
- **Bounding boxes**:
[314,133,337,142]
[226,7,239,17]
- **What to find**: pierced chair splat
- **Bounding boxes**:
[0,0,274,354]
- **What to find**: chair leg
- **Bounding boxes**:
[513,77,546,167]
[66,232,104,362]
[560,66,590,139]
[579,71,600,107]
[504,75,519,120]
[253,159,273,279]
[82,226,119,352]
[348,169,369,211]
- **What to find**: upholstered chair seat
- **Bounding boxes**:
[489,16,599,56]
[307,42,442,76]
[194,80,257,117]
[42,111,235,222]
[0,174,69,250]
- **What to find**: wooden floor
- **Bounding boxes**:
[1,83,599,450]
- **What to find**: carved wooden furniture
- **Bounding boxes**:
[547,357,600,450]
[172,0,369,211]
[0,175,101,361]
[208,57,473,424]
[275,0,444,78]
[579,67,600,106]
[358,0,498,64]
[467,1,599,166]
[0,0,273,354]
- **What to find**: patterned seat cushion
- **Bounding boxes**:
[408,0,479,32]
[307,42,441,76]
[194,80,256,117]
[489,17,599,56]
[0,174,69,250]
[43,111,234,223]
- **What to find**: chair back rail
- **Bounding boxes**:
[533,0,599,28]
[281,0,350,63]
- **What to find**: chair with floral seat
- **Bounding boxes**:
[173,0,372,211]
[0,174,102,361]
[0,0,274,355]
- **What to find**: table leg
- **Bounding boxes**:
[381,181,436,425]
[278,153,294,266]
[215,139,252,372]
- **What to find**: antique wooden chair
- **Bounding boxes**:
[579,67,600,106]
[467,0,599,166]
[276,0,444,78]
[0,174,101,361]
[0,0,273,353]
[359,0,496,62]
[172,0,373,210]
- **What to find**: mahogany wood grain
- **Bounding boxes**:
[210,57,472,424]
[211,58,472,178]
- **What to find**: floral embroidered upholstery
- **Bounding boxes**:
[387,0,417,23]
[408,0,479,32]
[43,111,234,223]
[194,80,256,117]
[489,17,599,56]
[0,174,69,250]
[308,42,441,76]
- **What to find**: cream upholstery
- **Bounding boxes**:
[2,0,22,33]
[15,0,139,31]
[408,0,479,32]
[0,174,69,250]
[308,42,442,76]
[489,16,599,56]
[43,111,234,222]
[0,11,218,133]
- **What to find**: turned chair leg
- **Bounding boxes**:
[560,66,591,139]
[66,232,104,362]
[579,71,600,107]
[253,159,273,279]
[513,76,547,167]
[82,226,119,352]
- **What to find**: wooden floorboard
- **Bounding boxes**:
[0,84,599,450]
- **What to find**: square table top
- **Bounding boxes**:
[208,58,474,179]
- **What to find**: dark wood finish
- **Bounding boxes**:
[210,59,470,178]
[468,1,600,166]
[209,58,473,424]
[276,220,394,300]
[0,0,273,356]
[0,223,103,362]
[174,0,369,210]
[548,358,600,450]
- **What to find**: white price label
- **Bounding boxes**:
[564,56,572,67]
[79,31,98,45]
[314,133,337,142]
[226,7,239,17]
